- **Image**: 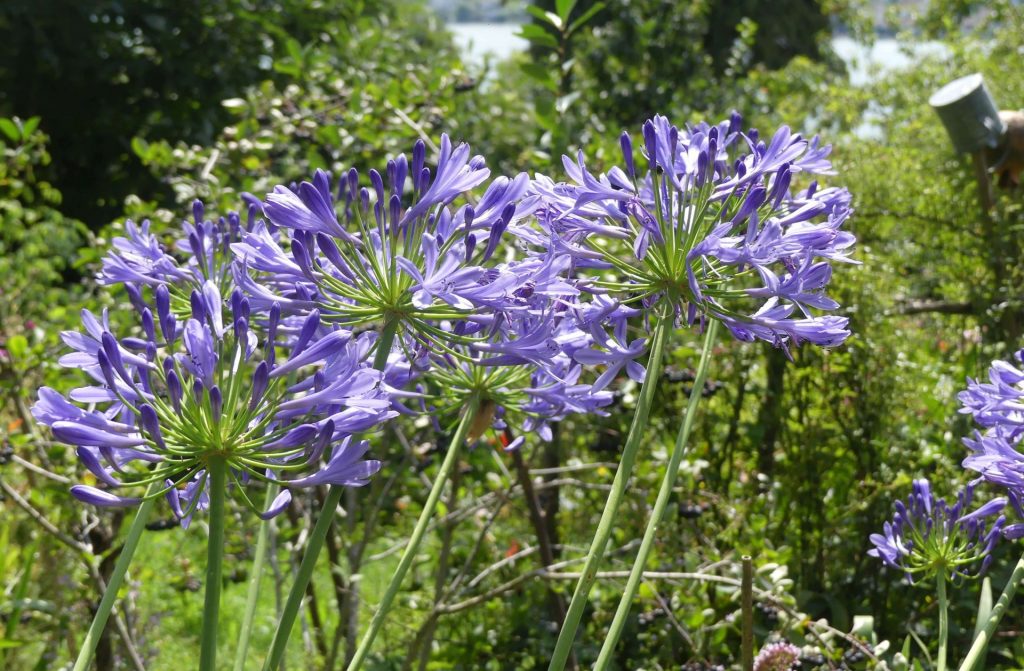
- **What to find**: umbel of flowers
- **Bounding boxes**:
[525,114,855,348]
[961,347,1024,526]
[34,289,392,515]
[867,481,1004,670]
[869,479,1006,583]
[869,346,1024,671]
[238,135,632,669]
[36,202,394,671]
[520,113,856,670]
[336,293,628,669]
[950,346,1024,671]
[234,134,536,356]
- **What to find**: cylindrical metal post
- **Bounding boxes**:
[929,74,1004,154]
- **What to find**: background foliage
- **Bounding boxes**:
[1,0,1023,669]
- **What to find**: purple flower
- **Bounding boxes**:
[99,199,257,293]
[868,479,1005,583]
[419,295,615,446]
[34,281,394,523]
[401,134,491,223]
[572,314,646,392]
[959,348,1024,438]
[523,113,856,353]
[232,136,537,361]
[958,348,1024,506]
[395,233,482,309]
[285,436,382,488]
[98,220,192,287]
[963,432,1024,502]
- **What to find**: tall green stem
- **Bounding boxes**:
[234,483,279,671]
[200,457,228,671]
[72,489,157,671]
[346,395,481,671]
[263,487,342,669]
[262,321,399,670]
[594,320,717,668]
[548,306,673,671]
[937,571,949,671]
[959,555,1024,671]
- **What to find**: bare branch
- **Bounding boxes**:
[528,462,620,476]
[896,300,974,316]
[0,477,91,555]
[10,455,73,484]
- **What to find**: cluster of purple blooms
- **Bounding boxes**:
[522,114,855,352]
[960,347,1024,538]
[36,113,855,521]
[32,279,393,521]
[869,479,1006,582]
[868,347,1024,584]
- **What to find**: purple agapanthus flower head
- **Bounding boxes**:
[33,280,395,523]
[418,290,616,449]
[868,479,1006,583]
[958,348,1024,533]
[231,135,541,362]
[99,198,260,294]
[524,113,856,354]
[959,348,1024,438]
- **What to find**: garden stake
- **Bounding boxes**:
[742,555,754,671]
[594,319,718,668]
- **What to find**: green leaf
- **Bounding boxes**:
[555,91,581,114]
[130,136,150,160]
[272,62,301,77]
[525,5,561,30]
[284,37,304,63]
[534,95,556,130]
[555,0,576,23]
[519,63,557,92]
[0,640,23,650]
[21,117,40,137]
[0,119,20,142]
[568,1,605,34]
[517,24,559,50]
[6,335,28,360]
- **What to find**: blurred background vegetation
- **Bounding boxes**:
[2,0,1023,668]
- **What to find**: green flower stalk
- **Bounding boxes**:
[526,113,856,668]
[870,479,1007,671]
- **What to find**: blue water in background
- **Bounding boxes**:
[448,23,947,87]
